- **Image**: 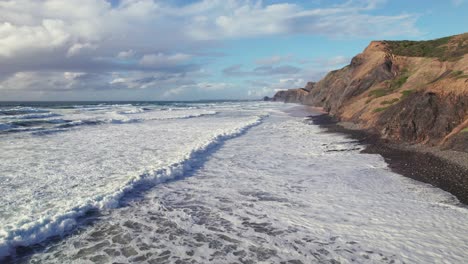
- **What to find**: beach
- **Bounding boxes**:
[3,102,468,263]
[308,112,468,204]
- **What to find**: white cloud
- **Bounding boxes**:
[0,20,70,57]
[0,0,420,61]
[117,49,135,59]
[0,0,422,99]
[0,71,82,91]
[452,0,464,6]
[67,42,97,57]
[139,53,192,67]
[185,0,420,40]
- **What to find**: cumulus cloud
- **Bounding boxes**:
[67,42,97,57]
[0,0,421,99]
[0,19,70,57]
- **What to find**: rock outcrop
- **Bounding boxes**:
[274,33,468,151]
[272,88,310,103]
[271,82,315,103]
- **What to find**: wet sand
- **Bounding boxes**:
[307,112,468,205]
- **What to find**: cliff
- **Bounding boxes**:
[273,33,468,151]
[271,83,315,103]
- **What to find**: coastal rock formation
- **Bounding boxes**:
[271,82,315,103]
[273,33,468,151]
[272,87,309,103]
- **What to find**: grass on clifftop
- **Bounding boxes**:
[385,34,468,61]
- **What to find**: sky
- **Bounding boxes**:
[0,0,466,101]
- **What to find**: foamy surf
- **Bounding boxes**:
[20,106,468,264]
[0,106,266,259]
[3,101,468,263]
[0,107,218,135]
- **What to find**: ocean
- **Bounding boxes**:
[1,101,467,263]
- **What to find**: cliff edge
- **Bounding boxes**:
[273,33,468,152]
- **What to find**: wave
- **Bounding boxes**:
[0,115,267,259]
[118,107,152,114]
[0,107,49,116]
[157,111,218,120]
[0,124,12,131]
[0,113,62,121]
[19,113,62,119]
[11,119,67,127]
[0,111,219,136]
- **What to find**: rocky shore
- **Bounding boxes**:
[271,33,468,153]
[270,33,468,203]
[309,113,468,205]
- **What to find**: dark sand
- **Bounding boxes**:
[308,113,468,205]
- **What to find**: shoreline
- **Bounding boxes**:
[306,112,468,205]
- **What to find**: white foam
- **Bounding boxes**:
[0,103,266,258]
[25,108,468,263]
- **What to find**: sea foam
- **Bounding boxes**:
[0,108,266,258]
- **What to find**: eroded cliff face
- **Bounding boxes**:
[271,82,315,103]
[272,88,309,103]
[275,33,468,150]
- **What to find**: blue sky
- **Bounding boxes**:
[0,0,466,101]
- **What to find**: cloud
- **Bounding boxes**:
[0,71,97,92]
[254,65,301,75]
[185,0,420,39]
[452,0,464,6]
[223,64,301,76]
[255,55,292,65]
[0,0,422,99]
[161,82,231,98]
[116,49,135,59]
[0,19,70,57]
[243,60,343,99]
[195,82,232,91]
[67,42,97,57]
[222,64,246,76]
[313,56,351,67]
[139,53,192,67]
[247,77,306,98]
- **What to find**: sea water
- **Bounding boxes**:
[0,101,467,263]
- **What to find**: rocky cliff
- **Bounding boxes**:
[271,82,315,103]
[273,33,468,151]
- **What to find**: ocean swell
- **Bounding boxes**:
[0,115,266,259]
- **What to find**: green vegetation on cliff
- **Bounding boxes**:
[385,33,468,61]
